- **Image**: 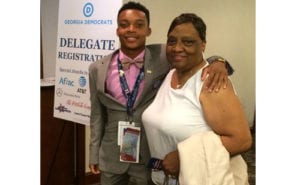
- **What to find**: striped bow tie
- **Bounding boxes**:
[120,58,144,70]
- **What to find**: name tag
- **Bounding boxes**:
[118,121,140,163]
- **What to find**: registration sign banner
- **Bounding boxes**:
[53,0,122,125]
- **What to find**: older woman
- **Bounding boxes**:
[142,13,252,185]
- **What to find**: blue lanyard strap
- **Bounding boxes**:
[117,57,145,116]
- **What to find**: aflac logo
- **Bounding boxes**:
[59,77,74,86]
[83,2,94,17]
[78,76,87,87]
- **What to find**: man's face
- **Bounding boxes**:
[166,23,206,72]
[117,9,151,54]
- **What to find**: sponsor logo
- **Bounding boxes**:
[56,88,63,97]
[64,92,81,99]
[59,77,74,86]
[77,88,87,94]
[67,99,91,110]
[78,76,87,87]
[83,2,94,17]
[74,112,90,118]
[55,104,71,113]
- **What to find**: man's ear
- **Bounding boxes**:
[147,27,152,36]
[201,42,206,52]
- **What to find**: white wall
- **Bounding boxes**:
[41,0,59,78]
[132,0,256,127]
[41,0,255,172]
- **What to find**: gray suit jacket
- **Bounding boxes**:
[89,44,170,174]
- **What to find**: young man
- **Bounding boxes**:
[88,2,232,185]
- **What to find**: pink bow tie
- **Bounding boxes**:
[120,58,144,70]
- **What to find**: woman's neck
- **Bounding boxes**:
[174,60,206,89]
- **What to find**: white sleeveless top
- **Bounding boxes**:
[142,63,211,184]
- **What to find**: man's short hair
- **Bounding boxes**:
[118,1,150,26]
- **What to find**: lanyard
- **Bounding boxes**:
[117,57,145,117]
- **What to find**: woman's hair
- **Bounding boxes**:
[167,13,206,43]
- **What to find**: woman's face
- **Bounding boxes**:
[166,23,206,72]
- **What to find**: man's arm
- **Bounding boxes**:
[202,56,234,93]
[207,56,234,75]
[88,64,105,174]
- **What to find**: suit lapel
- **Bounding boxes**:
[97,50,116,92]
[95,50,127,107]
[134,46,167,108]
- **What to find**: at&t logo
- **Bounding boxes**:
[78,76,87,87]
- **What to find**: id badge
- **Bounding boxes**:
[118,122,140,163]
[118,121,135,145]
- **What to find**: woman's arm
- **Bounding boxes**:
[200,79,252,155]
